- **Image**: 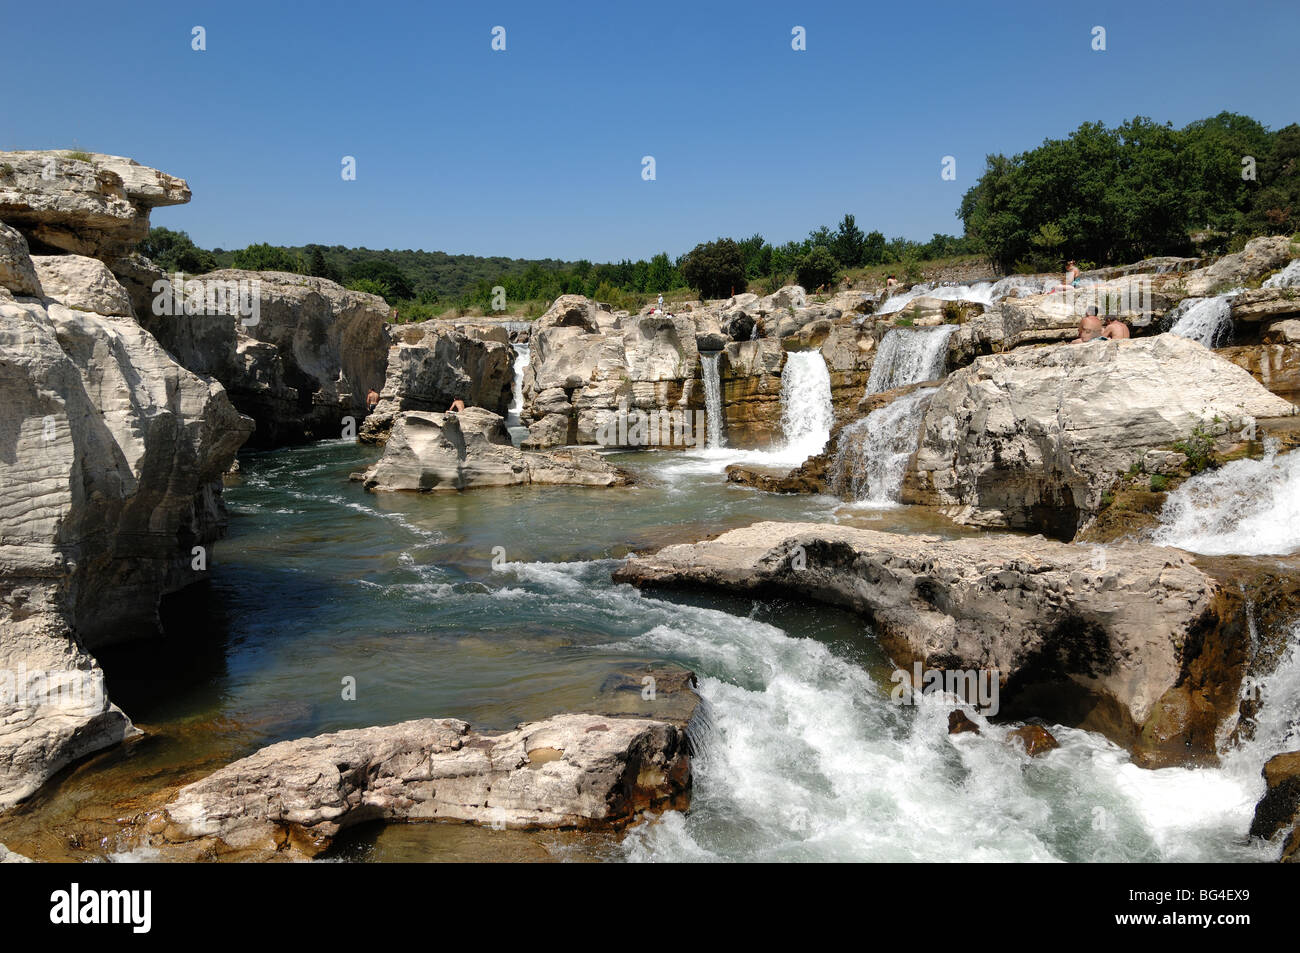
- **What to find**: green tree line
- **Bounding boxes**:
[960,111,1300,273]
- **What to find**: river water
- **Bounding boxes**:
[2,432,1292,864]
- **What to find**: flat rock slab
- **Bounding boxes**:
[162,711,691,858]
[614,520,1247,768]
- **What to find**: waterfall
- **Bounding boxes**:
[779,351,834,461]
[830,389,933,504]
[864,325,957,395]
[876,281,996,315]
[505,343,530,444]
[1263,260,1300,289]
[1168,292,1238,348]
[1152,441,1300,555]
[701,353,726,449]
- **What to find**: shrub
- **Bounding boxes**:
[1173,424,1216,473]
[681,239,747,299]
[796,246,839,291]
[63,150,92,162]
[1149,474,1169,492]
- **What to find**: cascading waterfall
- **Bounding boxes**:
[1263,260,1300,288]
[864,325,957,395]
[505,342,531,444]
[779,351,834,461]
[1152,440,1300,555]
[700,352,726,449]
[1168,292,1238,348]
[830,389,933,504]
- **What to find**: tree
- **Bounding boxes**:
[862,230,886,265]
[233,243,302,273]
[140,227,216,273]
[344,260,414,299]
[832,214,867,268]
[796,245,838,290]
[306,245,342,283]
[680,238,747,298]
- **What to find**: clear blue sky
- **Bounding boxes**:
[3,0,1296,262]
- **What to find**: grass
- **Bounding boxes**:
[1149,474,1169,492]
[63,150,92,162]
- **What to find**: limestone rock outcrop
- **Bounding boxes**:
[360,408,630,491]
[614,521,1250,768]
[903,335,1297,538]
[1182,235,1297,296]
[521,295,703,449]
[140,271,389,447]
[360,320,514,444]
[30,254,133,317]
[161,711,692,857]
[0,151,189,261]
[1,228,252,806]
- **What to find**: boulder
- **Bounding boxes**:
[1227,287,1300,323]
[359,320,514,444]
[613,521,1251,767]
[1007,724,1061,756]
[948,710,980,735]
[1183,235,1297,296]
[161,711,692,857]
[1250,751,1300,862]
[0,222,41,296]
[30,254,133,317]
[903,335,1297,538]
[0,151,189,261]
[360,408,630,491]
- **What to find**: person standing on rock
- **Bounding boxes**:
[657,293,664,314]
[366,388,379,413]
[447,397,466,413]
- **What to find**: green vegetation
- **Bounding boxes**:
[1173,424,1218,474]
[139,228,217,273]
[961,112,1300,272]
[63,150,92,162]
[681,238,747,298]
[1149,474,1169,492]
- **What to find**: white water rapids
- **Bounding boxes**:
[865,326,956,396]
[830,390,933,505]
[1153,441,1300,555]
[1167,293,1238,349]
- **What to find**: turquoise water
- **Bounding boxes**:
[2,440,1294,862]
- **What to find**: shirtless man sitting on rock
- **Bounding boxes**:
[1073,311,1104,343]
[1073,307,1130,342]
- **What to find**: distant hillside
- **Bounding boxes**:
[208,245,579,300]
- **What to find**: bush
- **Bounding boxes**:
[233,242,303,273]
[681,239,747,299]
[1149,474,1169,492]
[795,245,839,291]
[1173,424,1216,473]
